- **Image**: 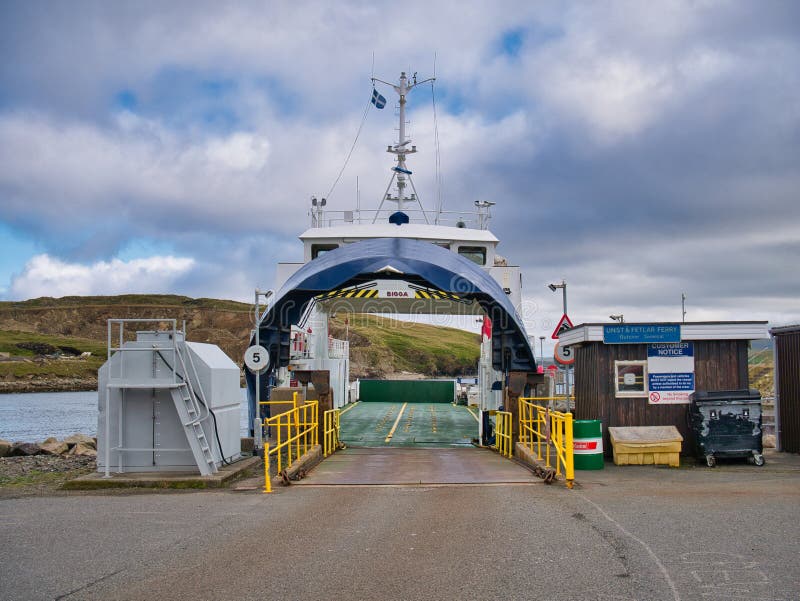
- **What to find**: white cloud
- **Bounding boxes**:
[0,1,797,327]
[205,132,269,171]
[9,254,195,299]
[0,110,305,241]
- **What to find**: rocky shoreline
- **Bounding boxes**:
[0,377,97,394]
[0,434,98,494]
[0,433,98,459]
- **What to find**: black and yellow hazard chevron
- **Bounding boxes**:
[316,287,378,300]
[413,289,461,301]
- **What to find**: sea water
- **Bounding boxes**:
[0,390,250,442]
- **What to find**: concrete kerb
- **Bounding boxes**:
[63,455,263,490]
[511,444,800,490]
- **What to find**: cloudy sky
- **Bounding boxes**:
[1,1,798,347]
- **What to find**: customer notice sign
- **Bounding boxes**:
[647,342,695,404]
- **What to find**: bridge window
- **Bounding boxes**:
[311,244,339,259]
[458,246,486,266]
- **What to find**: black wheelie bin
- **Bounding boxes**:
[688,389,764,467]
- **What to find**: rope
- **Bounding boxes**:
[325,94,372,202]
[431,80,443,222]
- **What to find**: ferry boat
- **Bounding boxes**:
[248,72,537,443]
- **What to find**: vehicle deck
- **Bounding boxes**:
[340,401,478,448]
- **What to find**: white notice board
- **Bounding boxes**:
[647,342,695,404]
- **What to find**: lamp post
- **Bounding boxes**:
[547,280,567,317]
[539,336,545,367]
[681,293,687,323]
[548,280,570,399]
[610,314,624,323]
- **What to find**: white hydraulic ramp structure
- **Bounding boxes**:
[97,319,241,477]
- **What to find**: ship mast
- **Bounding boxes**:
[372,71,435,223]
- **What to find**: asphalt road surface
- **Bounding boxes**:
[1,449,799,600]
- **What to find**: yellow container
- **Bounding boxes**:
[608,426,683,467]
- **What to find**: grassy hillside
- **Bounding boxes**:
[0,295,254,392]
[748,346,774,398]
[0,294,250,311]
[0,295,480,391]
[329,313,480,378]
[0,330,106,384]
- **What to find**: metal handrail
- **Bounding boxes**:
[313,208,488,229]
[519,397,574,488]
[174,345,205,423]
[104,318,180,477]
[493,410,513,458]
[323,408,341,457]
[263,395,319,493]
[524,395,575,412]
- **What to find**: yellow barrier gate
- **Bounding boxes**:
[519,397,575,488]
[323,408,341,457]
[493,410,513,458]
[263,396,318,493]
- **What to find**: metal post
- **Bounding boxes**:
[254,289,261,438]
[397,73,407,213]
[254,417,263,451]
[772,332,781,451]
[104,387,110,478]
[561,281,571,403]
[263,442,271,493]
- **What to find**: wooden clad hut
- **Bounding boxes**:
[558,322,769,456]
[771,325,800,453]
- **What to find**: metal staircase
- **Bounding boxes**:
[172,341,217,476]
[170,385,216,476]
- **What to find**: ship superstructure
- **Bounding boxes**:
[253,72,536,441]
[276,71,523,313]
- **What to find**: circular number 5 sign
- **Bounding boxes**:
[554,341,575,365]
[244,345,270,373]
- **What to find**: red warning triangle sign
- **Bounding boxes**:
[551,314,574,340]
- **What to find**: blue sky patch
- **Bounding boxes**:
[118,67,243,132]
[500,28,526,57]
[117,238,177,262]
[0,222,40,299]
[114,90,137,111]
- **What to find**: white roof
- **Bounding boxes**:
[299,223,499,244]
[186,341,239,371]
[559,322,770,346]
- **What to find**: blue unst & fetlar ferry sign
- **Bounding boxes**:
[603,324,681,344]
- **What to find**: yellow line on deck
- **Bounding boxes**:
[465,406,480,422]
[384,402,408,443]
[340,401,359,416]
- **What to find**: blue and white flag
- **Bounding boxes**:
[371,88,387,109]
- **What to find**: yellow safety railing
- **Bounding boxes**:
[519,397,575,488]
[263,395,318,493]
[524,396,574,411]
[493,410,513,458]
[323,408,341,457]
[258,395,299,409]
